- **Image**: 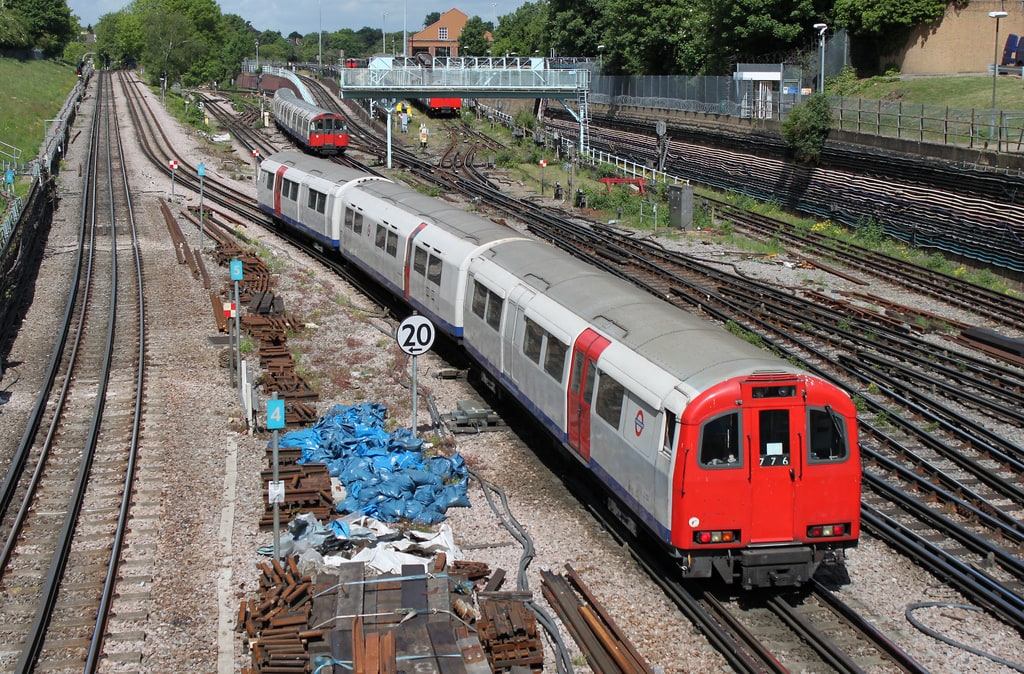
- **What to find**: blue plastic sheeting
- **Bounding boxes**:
[277,402,470,525]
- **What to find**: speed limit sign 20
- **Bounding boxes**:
[397,315,435,356]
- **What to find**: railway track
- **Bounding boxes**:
[0,71,147,672]
[135,78,1024,668]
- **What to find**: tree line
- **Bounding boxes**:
[2,0,959,86]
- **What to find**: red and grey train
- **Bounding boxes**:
[256,151,861,588]
[418,97,462,116]
[270,87,349,156]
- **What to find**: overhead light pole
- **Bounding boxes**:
[255,39,259,72]
[382,12,387,53]
[991,10,1008,139]
[318,0,322,69]
[403,0,408,57]
[813,23,827,94]
[598,44,605,71]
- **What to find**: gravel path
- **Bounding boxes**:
[0,72,1022,673]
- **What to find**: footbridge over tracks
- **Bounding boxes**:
[264,56,594,154]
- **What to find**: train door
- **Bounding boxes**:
[502,286,535,384]
[273,165,289,215]
[567,329,610,462]
[743,380,801,542]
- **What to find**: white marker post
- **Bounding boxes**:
[169,159,178,197]
[396,314,435,438]
[266,394,286,560]
[230,259,244,389]
[252,148,261,181]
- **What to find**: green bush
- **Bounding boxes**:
[781,92,832,163]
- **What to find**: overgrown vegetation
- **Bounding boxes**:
[781,92,833,163]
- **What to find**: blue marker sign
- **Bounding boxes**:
[197,162,206,177]
[4,170,13,185]
[266,399,285,430]
[230,259,243,281]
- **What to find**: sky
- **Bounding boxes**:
[69,0,528,36]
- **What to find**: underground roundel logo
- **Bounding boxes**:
[634,410,644,436]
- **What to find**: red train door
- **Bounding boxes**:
[743,383,801,542]
[567,329,610,462]
[273,164,289,215]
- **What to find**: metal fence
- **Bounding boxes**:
[590,73,1024,156]
[831,97,1024,153]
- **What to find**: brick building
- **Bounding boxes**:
[409,8,469,58]
[887,0,1024,74]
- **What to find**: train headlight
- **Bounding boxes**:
[807,523,847,538]
[694,529,740,545]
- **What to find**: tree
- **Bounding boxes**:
[781,91,832,163]
[546,0,606,60]
[458,16,491,56]
[94,10,144,68]
[602,0,689,75]
[491,1,547,59]
[6,0,76,56]
[423,12,440,28]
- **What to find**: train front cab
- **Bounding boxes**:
[675,373,860,588]
[308,114,349,154]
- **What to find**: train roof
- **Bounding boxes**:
[262,151,378,186]
[485,239,802,389]
[355,180,517,243]
[273,87,338,117]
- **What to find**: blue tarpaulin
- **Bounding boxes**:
[276,402,470,524]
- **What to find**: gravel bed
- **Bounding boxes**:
[0,73,1022,673]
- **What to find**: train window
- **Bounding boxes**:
[413,247,427,275]
[758,409,790,466]
[570,354,585,395]
[427,255,441,285]
[263,171,274,190]
[385,230,398,257]
[350,211,363,234]
[282,179,298,201]
[662,412,677,457]
[375,225,387,250]
[470,281,502,330]
[595,374,625,428]
[471,281,487,319]
[523,318,543,363]
[808,408,848,462]
[583,362,597,405]
[699,413,740,467]
[485,292,502,330]
[307,189,326,214]
[543,339,567,382]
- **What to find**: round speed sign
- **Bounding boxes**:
[396,315,435,356]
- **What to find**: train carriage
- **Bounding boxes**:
[256,151,861,588]
[271,88,350,156]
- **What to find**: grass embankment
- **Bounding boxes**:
[0,58,78,197]
[831,71,1024,113]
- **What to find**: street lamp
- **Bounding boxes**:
[991,10,1008,139]
[318,0,322,68]
[598,44,605,71]
[382,12,388,53]
[813,23,827,93]
[255,40,259,72]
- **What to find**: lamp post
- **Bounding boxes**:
[991,10,1008,140]
[254,40,259,72]
[403,0,408,57]
[318,0,323,69]
[598,44,605,72]
[382,12,388,53]
[813,23,827,93]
